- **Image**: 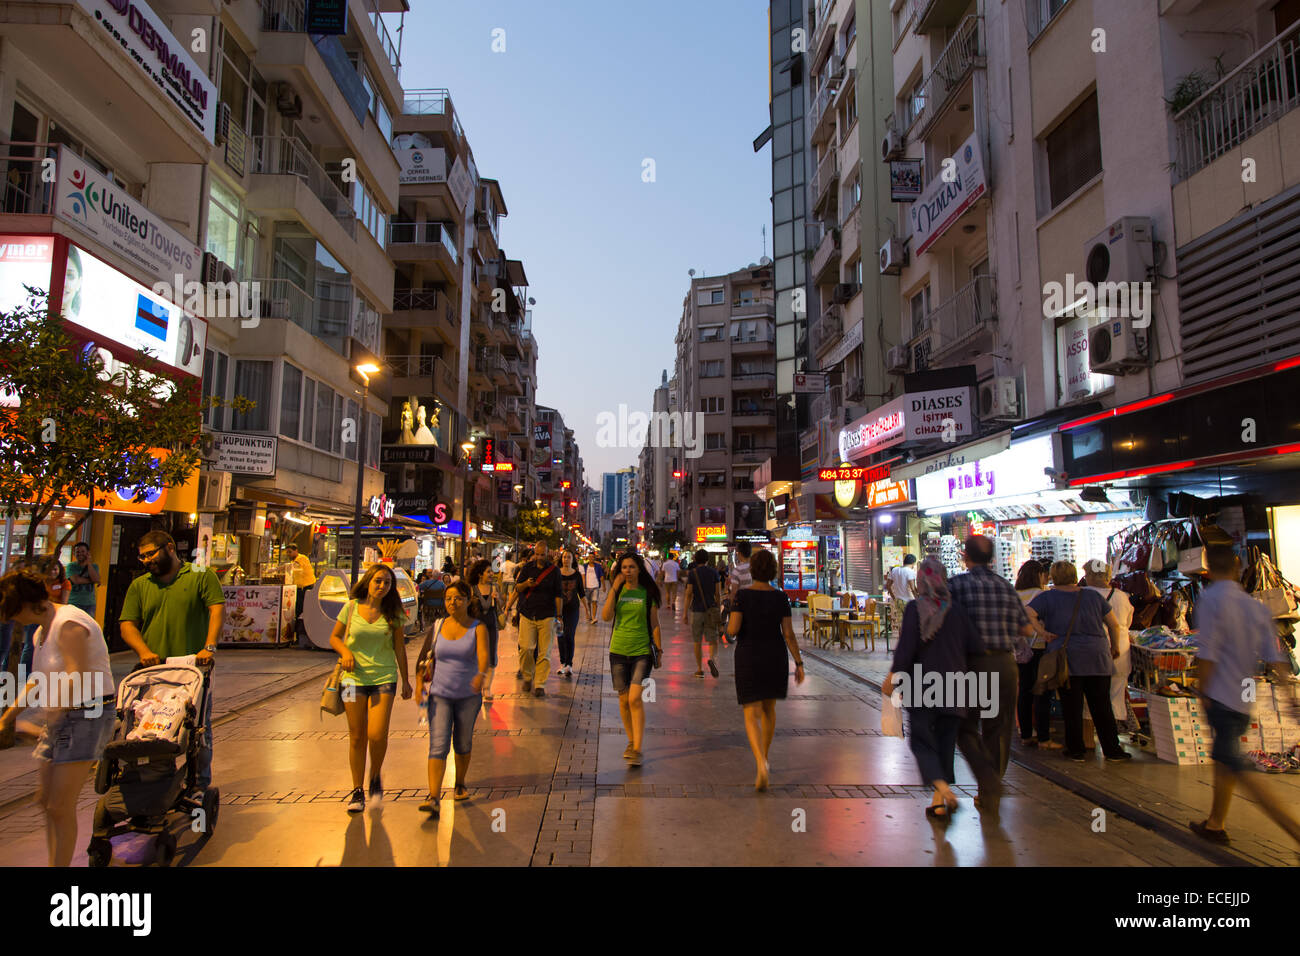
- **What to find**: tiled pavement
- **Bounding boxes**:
[0,609,1216,866]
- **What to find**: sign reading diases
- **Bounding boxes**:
[838,388,972,462]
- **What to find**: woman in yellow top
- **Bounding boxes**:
[329,564,413,813]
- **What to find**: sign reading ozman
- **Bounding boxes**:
[909,132,986,257]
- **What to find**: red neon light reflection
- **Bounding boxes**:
[1059,393,1175,431]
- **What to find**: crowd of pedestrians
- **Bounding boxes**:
[7,528,1300,863]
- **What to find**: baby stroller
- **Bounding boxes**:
[87,660,218,867]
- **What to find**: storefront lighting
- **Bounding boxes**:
[878,513,893,525]
[1058,393,1175,431]
[283,512,312,525]
[921,487,1135,516]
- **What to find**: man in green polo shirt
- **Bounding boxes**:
[119,530,225,795]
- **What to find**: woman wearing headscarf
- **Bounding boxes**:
[884,557,985,819]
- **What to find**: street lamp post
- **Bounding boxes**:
[350,363,382,584]
[512,483,523,554]
[459,440,476,578]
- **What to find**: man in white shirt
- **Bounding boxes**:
[661,555,681,612]
[499,552,519,604]
[1084,559,1135,724]
[886,555,918,605]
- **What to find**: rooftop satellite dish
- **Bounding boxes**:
[748,262,758,269]
[688,269,695,277]
[528,297,536,305]
[759,256,772,266]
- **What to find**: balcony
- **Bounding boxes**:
[250,136,357,240]
[812,304,844,358]
[0,145,55,219]
[730,332,776,356]
[732,446,778,465]
[732,403,777,427]
[384,353,440,396]
[894,0,925,44]
[904,16,983,139]
[1173,21,1300,181]
[811,149,839,212]
[360,0,401,77]
[810,83,838,147]
[257,277,315,333]
[812,10,837,71]
[388,289,458,345]
[810,224,842,284]
[731,371,776,392]
[400,88,465,144]
[906,274,997,367]
[386,221,459,282]
[916,0,974,34]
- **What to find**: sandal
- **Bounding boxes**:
[418,796,440,817]
[1188,819,1230,844]
[454,785,470,801]
[925,804,951,819]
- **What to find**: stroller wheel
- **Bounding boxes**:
[202,788,220,833]
[87,837,112,868]
[154,831,177,867]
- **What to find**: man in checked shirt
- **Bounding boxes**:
[947,535,1037,819]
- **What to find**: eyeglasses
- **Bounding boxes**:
[138,547,163,562]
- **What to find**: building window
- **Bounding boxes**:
[700,396,725,413]
[1027,0,1071,41]
[279,363,302,439]
[910,286,931,339]
[700,506,727,523]
[232,360,272,431]
[734,288,758,307]
[314,382,336,451]
[699,325,725,343]
[1045,91,1102,209]
[704,433,726,451]
[202,348,230,430]
[701,360,725,377]
[344,399,359,461]
[218,27,266,140]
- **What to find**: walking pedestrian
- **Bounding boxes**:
[415,582,489,817]
[467,559,501,702]
[499,551,519,605]
[1028,561,1131,763]
[118,531,224,800]
[683,549,723,679]
[0,567,115,866]
[661,553,681,612]
[66,542,100,622]
[1189,545,1300,847]
[945,535,1036,817]
[1083,558,1135,730]
[505,541,562,698]
[1014,560,1060,750]
[557,549,584,677]
[884,557,984,819]
[726,547,804,790]
[601,553,662,768]
[886,554,918,606]
[582,556,601,624]
[330,563,413,813]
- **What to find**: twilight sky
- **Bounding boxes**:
[398,0,773,488]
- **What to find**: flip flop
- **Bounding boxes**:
[925,804,952,820]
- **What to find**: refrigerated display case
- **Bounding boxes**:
[781,539,819,603]
[302,566,422,650]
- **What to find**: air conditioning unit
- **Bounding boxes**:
[198,470,232,511]
[1089,318,1148,374]
[881,126,904,162]
[845,375,864,401]
[979,376,1020,420]
[276,84,303,119]
[879,238,904,275]
[886,345,910,374]
[216,102,232,145]
[201,251,237,287]
[1083,216,1154,286]
[831,282,860,304]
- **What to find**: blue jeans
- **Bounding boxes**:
[17,623,37,673]
[195,669,215,791]
[559,605,580,667]
[427,694,481,759]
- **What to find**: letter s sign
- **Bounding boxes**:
[432,503,448,523]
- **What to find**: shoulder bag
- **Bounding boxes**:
[1033,592,1081,695]
[646,593,662,669]
[321,601,355,717]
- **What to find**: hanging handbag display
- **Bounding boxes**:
[1177,521,1206,575]
[1033,592,1081,695]
[1117,524,1154,574]
[1250,549,1299,619]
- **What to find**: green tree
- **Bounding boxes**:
[0,290,212,556]
[515,506,559,549]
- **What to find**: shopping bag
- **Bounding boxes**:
[881,676,904,738]
[320,663,345,717]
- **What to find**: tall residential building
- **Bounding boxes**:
[636,369,675,537]
[601,469,633,517]
[672,265,777,553]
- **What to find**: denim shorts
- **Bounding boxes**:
[427,694,481,759]
[33,707,115,764]
[1205,699,1251,772]
[609,653,653,694]
[347,682,397,700]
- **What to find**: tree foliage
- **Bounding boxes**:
[515,506,559,549]
[0,290,206,555]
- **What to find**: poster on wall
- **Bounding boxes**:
[194,513,214,569]
[890,160,923,202]
[220,586,289,645]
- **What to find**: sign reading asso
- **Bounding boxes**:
[75,0,217,143]
[55,147,202,289]
[909,132,987,257]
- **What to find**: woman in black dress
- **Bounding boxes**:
[726,548,805,791]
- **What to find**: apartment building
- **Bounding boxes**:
[672,265,777,550]
[636,370,677,540]
[534,404,585,542]
[0,0,408,615]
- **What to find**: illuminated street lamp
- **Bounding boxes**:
[350,362,382,582]
[459,440,476,577]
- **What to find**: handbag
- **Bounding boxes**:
[1177,521,1205,574]
[321,601,356,717]
[1033,592,1081,694]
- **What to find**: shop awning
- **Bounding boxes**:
[234,486,306,509]
[891,430,1012,482]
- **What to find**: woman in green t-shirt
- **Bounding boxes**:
[600,553,662,767]
[329,564,413,813]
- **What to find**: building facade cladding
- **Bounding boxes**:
[0,0,421,516]
[770,0,812,460]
